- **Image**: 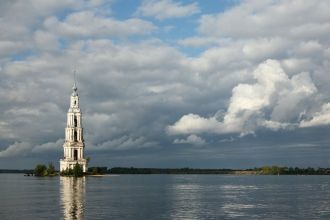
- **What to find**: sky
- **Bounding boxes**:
[1,0,330,169]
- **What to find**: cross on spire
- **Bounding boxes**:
[72,67,78,94]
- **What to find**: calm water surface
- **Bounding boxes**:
[1,174,330,219]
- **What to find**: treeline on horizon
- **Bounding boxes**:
[107,166,330,175]
[256,166,330,175]
[108,167,234,174]
[2,166,330,175]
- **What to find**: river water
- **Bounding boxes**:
[1,174,330,219]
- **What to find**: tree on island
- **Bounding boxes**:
[60,163,84,177]
[34,162,56,176]
[34,164,47,176]
[47,162,56,176]
[73,163,83,177]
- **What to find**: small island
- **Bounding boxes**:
[32,162,106,177]
[34,162,84,177]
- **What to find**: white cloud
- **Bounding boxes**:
[177,37,222,47]
[0,139,63,158]
[242,38,290,61]
[0,142,33,158]
[0,0,79,57]
[259,120,294,131]
[94,136,158,151]
[0,41,29,57]
[45,11,156,38]
[32,139,63,153]
[168,114,224,135]
[198,0,330,40]
[174,134,206,146]
[295,41,323,56]
[0,122,14,139]
[168,60,318,135]
[300,103,330,128]
[136,0,200,20]
[34,30,59,51]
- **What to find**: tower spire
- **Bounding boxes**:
[72,68,78,95]
[73,68,77,87]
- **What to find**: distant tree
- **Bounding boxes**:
[261,166,271,174]
[47,162,55,176]
[34,164,47,176]
[88,167,108,175]
[91,167,98,175]
[271,166,280,175]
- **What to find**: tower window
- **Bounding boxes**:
[74,149,78,160]
[74,116,77,127]
[74,130,77,142]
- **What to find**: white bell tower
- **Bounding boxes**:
[60,73,87,172]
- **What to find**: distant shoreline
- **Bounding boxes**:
[2,166,330,175]
[107,167,330,175]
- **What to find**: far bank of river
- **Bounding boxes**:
[2,166,330,175]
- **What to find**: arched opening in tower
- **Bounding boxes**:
[74,116,77,127]
[74,130,77,142]
[74,149,78,160]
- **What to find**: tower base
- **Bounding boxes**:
[60,159,87,172]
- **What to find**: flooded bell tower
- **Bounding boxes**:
[60,72,87,172]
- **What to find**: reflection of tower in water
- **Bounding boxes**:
[60,177,86,220]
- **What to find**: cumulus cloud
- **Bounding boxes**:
[198,0,330,40]
[44,11,156,38]
[0,139,63,157]
[0,0,80,58]
[34,30,59,51]
[0,41,29,57]
[174,134,206,146]
[0,142,33,158]
[0,34,189,158]
[300,103,330,128]
[93,135,158,151]
[177,37,222,47]
[0,121,15,140]
[136,0,200,20]
[32,139,64,153]
[180,0,330,83]
[168,114,223,135]
[168,60,318,135]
